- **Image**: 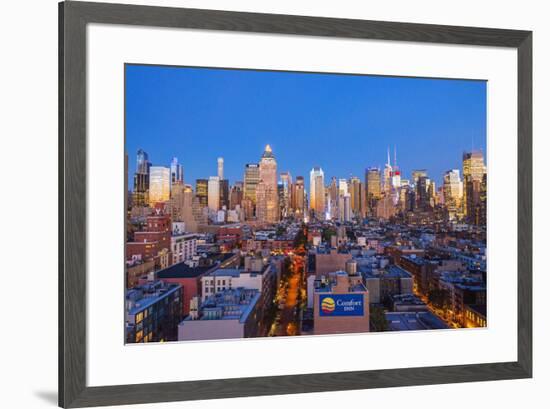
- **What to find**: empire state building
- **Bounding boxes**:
[256,145,279,223]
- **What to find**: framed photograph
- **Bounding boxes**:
[59,1,532,407]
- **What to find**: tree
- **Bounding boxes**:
[293,224,308,249]
[322,227,336,243]
[370,306,389,331]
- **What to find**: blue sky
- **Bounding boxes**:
[126,64,486,191]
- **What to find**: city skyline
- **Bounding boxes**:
[125,64,487,344]
[126,65,486,191]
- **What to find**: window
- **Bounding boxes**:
[136,312,144,324]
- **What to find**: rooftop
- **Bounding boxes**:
[190,288,260,323]
[386,312,448,331]
[126,281,181,315]
[363,265,412,279]
[156,253,237,279]
[208,265,269,278]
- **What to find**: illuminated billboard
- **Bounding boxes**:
[319,294,364,317]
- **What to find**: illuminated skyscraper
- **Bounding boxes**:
[416,176,431,210]
[256,145,279,223]
[149,166,170,205]
[463,151,485,182]
[229,182,243,210]
[170,157,184,187]
[195,179,208,207]
[462,151,486,219]
[309,167,325,218]
[391,147,401,189]
[208,176,220,212]
[349,176,362,216]
[292,176,305,217]
[136,148,150,174]
[412,169,428,186]
[365,167,381,215]
[280,172,292,218]
[443,170,463,220]
[133,149,150,206]
[217,157,224,180]
[244,163,260,211]
[219,179,229,210]
[338,179,348,195]
[383,147,393,193]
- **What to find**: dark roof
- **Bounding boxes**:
[156,263,214,279]
[156,253,237,279]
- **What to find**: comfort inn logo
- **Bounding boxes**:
[319,294,364,317]
[321,297,335,314]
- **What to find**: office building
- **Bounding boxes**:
[244,163,260,215]
[292,176,305,217]
[256,145,279,223]
[279,171,292,218]
[170,157,183,187]
[178,288,262,341]
[219,179,229,209]
[126,280,183,343]
[229,182,243,209]
[133,149,150,207]
[195,179,208,207]
[208,176,220,212]
[149,166,170,205]
[310,167,325,218]
[365,167,381,214]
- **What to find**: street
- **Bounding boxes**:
[269,254,305,336]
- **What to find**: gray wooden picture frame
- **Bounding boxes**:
[59,1,532,407]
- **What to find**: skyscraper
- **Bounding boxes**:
[292,176,305,217]
[256,145,279,223]
[391,147,401,189]
[244,163,260,210]
[195,179,208,207]
[416,175,431,210]
[349,176,362,216]
[383,147,393,193]
[207,176,220,212]
[328,177,338,220]
[443,170,463,220]
[219,179,229,210]
[149,166,170,205]
[365,167,381,215]
[217,157,224,180]
[133,149,150,206]
[170,157,184,187]
[280,172,292,218]
[338,193,351,222]
[412,169,428,186]
[309,167,325,219]
[462,151,486,220]
[136,148,150,174]
[463,151,485,182]
[229,182,243,210]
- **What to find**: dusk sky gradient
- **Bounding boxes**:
[126,64,486,191]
